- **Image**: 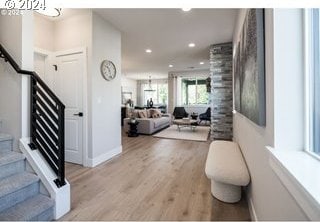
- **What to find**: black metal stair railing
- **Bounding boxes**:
[0,44,66,188]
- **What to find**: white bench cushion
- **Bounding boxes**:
[205,141,250,186]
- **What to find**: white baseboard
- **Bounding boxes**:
[248,196,258,221]
[87,145,122,167]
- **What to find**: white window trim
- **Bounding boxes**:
[305,9,320,157]
[267,10,320,220]
[304,9,312,153]
[267,147,320,220]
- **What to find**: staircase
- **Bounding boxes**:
[0,133,54,221]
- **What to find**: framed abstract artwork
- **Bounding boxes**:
[233,9,266,126]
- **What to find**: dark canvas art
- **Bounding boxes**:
[233,9,266,126]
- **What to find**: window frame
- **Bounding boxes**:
[180,77,209,106]
[304,9,320,160]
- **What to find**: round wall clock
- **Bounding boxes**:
[100,60,116,81]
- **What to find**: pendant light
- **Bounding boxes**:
[144,76,156,92]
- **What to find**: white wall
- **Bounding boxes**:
[34,11,92,52]
[54,11,92,52]
[89,12,122,164]
[233,9,308,220]
[121,76,137,105]
[273,9,305,150]
[0,12,33,148]
[34,14,54,51]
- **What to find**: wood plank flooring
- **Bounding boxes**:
[61,132,250,221]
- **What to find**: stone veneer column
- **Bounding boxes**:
[210,43,233,140]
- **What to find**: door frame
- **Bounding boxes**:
[34,47,88,167]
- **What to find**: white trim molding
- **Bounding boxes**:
[19,138,70,220]
[247,196,258,221]
[87,145,122,167]
[267,146,320,220]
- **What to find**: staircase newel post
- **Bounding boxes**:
[55,104,66,187]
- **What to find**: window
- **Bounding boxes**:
[307,9,320,156]
[143,82,168,105]
[181,77,209,105]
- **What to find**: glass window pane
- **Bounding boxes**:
[197,83,209,104]
[181,77,209,105]
[158,83,168,105]
[188,84,196,105]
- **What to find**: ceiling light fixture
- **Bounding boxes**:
[200,62,204,65]
[36,8,61,17]
[182,8,191,12]
[145,49,152,53]
[188,43,195,48]
[169,65,173,68]
[144,76,156,92]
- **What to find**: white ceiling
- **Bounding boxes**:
[95,9,238,80]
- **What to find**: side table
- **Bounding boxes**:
[191,113,199,120]
[128,121,139,137]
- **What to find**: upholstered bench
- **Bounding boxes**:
[205,140,250,203]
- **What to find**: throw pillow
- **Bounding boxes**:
[146,109,152,118]
[150,109,162,118]
[138,110,147,118]
[152,113,162,118]
[133,110,139,118]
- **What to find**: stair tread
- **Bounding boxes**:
[0,173,39,198]
[0,194,54,221]
[0,151,25,167]
[0,133,12,142]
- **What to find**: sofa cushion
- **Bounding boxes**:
[153,117,169,128]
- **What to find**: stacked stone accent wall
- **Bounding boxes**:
[210,43,233,140]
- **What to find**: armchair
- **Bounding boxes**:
[173,107,189,119]
[199,107,211,124]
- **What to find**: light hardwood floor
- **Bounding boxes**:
[61,132,250,221]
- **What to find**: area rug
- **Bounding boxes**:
[153,125,210,142]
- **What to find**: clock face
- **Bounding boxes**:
[101,60,116,81]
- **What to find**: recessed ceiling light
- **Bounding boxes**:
[188,43,195,48]
[169,65,173,68]
[182,8,191,12]
[200,62,204,65]
[145,49,152,53]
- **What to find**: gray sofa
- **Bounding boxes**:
[123,114,171,135]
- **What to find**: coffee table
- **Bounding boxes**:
[173,119,198,132]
